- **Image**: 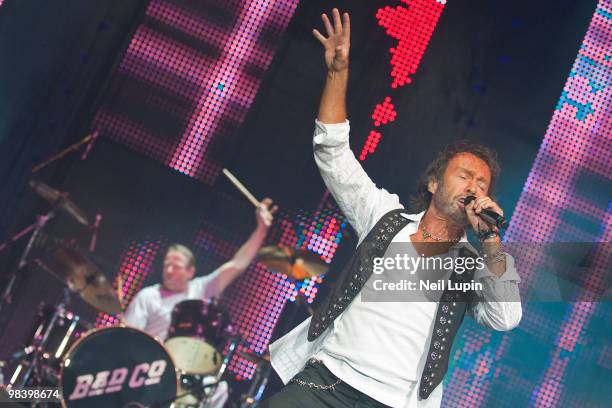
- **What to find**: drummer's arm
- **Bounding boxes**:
[208,200,276,295]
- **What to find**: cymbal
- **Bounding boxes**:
[47,246,121,314]
[30,179,91,226]
[237,350,270,365]
[257,245,329,280]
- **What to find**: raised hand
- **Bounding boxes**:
[312,8,350,72]
[256,197,278,229]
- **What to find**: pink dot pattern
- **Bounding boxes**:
[443,2,612,407]
[93,0,300,185]
[360,0,446,161]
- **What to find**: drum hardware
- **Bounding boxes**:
[0,207,57,316]
[41,245,121,314]
[201,336,240,408]
[29,180,91,227]
[150,376,219,408]
[257,245,329,280]
[258,245,322,341]
[237,350,272,408]
[0,178,101,321]
[11,287,74,388]
[88,212,103,253]
[148,337,242,408]
[0,360,6,386]
[31,130,99,175]
[164,298,243,408]
[236,351,269,365]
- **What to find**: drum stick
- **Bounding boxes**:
[222,168,260,207]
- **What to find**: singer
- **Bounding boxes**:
[262,9,522,408]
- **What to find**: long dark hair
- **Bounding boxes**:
[410,140,501,213]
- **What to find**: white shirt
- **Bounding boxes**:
[124,271,222,341]
[269,120,522,408]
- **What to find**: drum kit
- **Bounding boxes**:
[0,181,237,407]
[0,171,330,407]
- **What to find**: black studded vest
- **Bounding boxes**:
[307,208,476,400]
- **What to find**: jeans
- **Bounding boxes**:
[259,360,390,408]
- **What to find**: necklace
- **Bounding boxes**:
[419,222,461,244]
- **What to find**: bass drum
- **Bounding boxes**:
[60,326,177,408]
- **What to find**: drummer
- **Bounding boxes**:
[123,199,275,406]
[124,198,276,339]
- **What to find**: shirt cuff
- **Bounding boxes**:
[474,253,521,282]
[313,119,350,146]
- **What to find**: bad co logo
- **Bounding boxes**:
[68,359,167,400]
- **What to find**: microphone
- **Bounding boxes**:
[464,196,508,229]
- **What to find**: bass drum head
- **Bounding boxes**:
[60,326,177,408]
[164,336,221,375]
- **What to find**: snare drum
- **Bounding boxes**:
[60,326,178,408]
[165,299,230,375]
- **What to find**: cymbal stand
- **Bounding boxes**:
[149,381,218,408]
[17,287,70,388]
[240,360,272,408]
[151,338,242,408]
[0,207,56,316]
[293,292,314,316]
[88,212,102,252]
[201,337,240,408]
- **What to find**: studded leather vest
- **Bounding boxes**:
[307,208,476,399]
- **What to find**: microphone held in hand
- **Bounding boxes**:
[464,196,509,229]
